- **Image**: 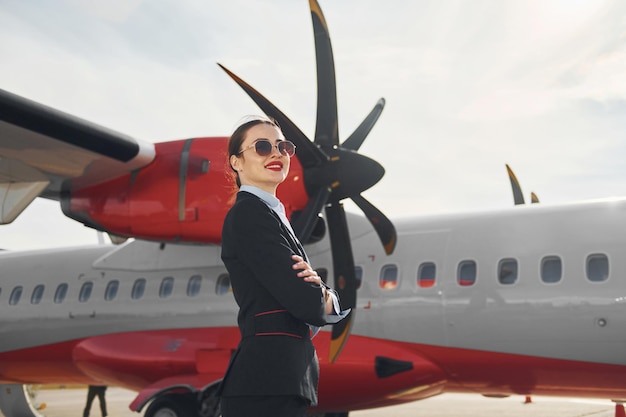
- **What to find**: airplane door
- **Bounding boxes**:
[358,229,450,347]
[409,230,450,347]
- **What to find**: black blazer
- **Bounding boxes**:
[220,191,328,405]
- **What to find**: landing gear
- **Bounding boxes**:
[198,384,221,417]
[0,384,45,417]
[143,386,222,417]
[144,394,197,417]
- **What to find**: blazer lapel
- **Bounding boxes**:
[271,210,308,262]
[238,191,308,261]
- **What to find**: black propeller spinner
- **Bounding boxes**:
[218,0,396,362]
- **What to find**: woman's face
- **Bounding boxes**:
[230,123,290,194]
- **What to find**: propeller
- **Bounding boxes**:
[506,164,540,205]
[218,0,396,362]
[530,192,540,204]
[506,164,525,205]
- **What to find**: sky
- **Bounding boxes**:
[1,0,626,250]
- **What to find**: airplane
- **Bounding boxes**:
[2,1,626,417]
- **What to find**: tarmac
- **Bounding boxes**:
[13,386,620,417]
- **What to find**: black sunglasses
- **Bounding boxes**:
[238,139,296,157]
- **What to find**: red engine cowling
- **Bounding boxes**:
[62,137,308,243]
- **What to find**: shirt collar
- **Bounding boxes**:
[240,185,280,209]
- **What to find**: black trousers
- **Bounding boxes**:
[83,386,107,417]
[220,395,307,417]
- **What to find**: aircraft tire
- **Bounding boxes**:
[198,383,221,417]
[144,394,197,417]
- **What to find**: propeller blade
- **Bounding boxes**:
[310,0,338,148]
[351,194,397,255]
[292,186,331,243]
[506,164,525,205]
[325,199,357,363]
[531,192,540,204]
[329,314,354,364]
[217,63,327,168]
[343,98,386,151]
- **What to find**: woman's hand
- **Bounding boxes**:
[291,254,322,285]
[292,255,334,314]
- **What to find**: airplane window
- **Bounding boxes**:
[541,256,562,283]
[9,286,23,305]
[354,266,363,289]
[417,262,436,288]
[79,282,93,303]
[379,264,398,290]
[105,280,119,301]
[54,283,68,304]
[498,259,518,285]
[159,277,175,298]
[31,284,45,305]
[187,275,202,297]
[216,273,231,295]
[132,278,146,300]
[587,254,609,282]
[457,260,477,286]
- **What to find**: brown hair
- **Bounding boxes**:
[228,116,280,188]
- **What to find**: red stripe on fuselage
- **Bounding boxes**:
[1,327,626,412]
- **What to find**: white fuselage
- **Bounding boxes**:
[1,197,625,368]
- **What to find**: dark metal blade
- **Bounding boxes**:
[309,0,338,148]
[218,63,327,168]
[351,194,397,255]
[506,164,525,205]
[325,199,357,362]
[343,98,386,151]
[531,192,540,204]
[291,186,331,243]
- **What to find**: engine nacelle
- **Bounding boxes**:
[61,137,308,243]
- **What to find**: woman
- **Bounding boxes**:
[220,116,343,417]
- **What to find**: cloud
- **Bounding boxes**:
[66,0,143,23]
[2,0,626,249]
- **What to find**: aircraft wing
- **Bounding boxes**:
[0,88,155,224]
